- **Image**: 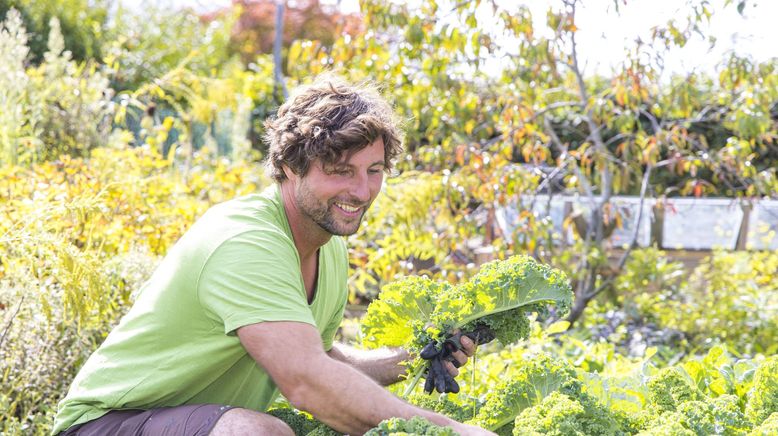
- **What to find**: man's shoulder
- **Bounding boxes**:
[161,187,292,274]
[208,186,281,222]
[196,188,288,239]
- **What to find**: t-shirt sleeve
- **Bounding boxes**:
[197,230,315,334]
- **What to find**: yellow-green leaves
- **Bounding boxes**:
[360,276,446,349]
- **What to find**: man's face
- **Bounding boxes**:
[290,138,385,236]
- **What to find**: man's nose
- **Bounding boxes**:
[350,172,371,203]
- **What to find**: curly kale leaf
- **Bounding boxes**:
[636,393,752,435]
[364,416,458,435]
[647,367,702,412]
[306,424,341,436]
[708,395,752,434]
[431,256,572,342]
[361,256,572,396]
[612,408,656,434]
[665,395,751,435]
[268,408,319,435]
[460,306,531,346]
[360,276,448,351]
[746,356,778,425]
[361,256,572,353]
[267,408,341,436]
[749,412,778,435]
[407,394,481,423]
[511,390,621,436]
[468,354,579,433]
[635,412,696,436]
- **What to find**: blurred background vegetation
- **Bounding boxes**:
[0,0,776,433]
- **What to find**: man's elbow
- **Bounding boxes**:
[277,355,333,413]
[283,382,316,413]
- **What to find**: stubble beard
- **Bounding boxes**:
[295,183,368,237]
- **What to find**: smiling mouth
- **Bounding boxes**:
[334,202,362,215]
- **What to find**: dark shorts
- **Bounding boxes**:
[59,404,237,436]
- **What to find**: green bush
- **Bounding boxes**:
[616,249,778,355]
[0,0,107,64]
[103,3,235,92]
[0,10,114,165]
[0,250,154,434]
[0,146,266,433]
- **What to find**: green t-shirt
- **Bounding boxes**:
[52,185,348,434]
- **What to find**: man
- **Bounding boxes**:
[52,77,495,435]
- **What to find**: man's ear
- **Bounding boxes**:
[281,165,297,181]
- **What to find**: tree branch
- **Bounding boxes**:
[639,108,661,134]
[564,0,612,246]
[583,158,675,300]
[530,101,585,121]
[0,295,24,349]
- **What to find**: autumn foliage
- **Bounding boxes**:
[202,0,364,65]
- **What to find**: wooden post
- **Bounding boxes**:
[652,200,664,248]
[736,201,752,250]
[562,198,572,246]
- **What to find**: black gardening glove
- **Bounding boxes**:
[419,323,496,394]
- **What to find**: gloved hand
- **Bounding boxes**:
[419,323,496,394]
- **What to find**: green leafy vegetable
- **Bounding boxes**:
[511,391,621,436]
[267,407,340,436]
[364,416,458,435]
[647,367,702,412]
[407,393,481,423]
[673,395,751,435]
[635,412,696,436]
[429,256,571,345]
[746,356,778,425]
[360,276,447,350]
[306,425,341,436]
[749,412,778,436]
[467,354,578,433]
[360,255,573,395]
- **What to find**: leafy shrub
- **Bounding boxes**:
[0,146,265,433]
[103,3,234,92]
[0,250,153,435]
[671,251,778,355]
[0,10,114,166]
[0,8,37,166]
[615,249,778,355]
[30,17,114,161]
[0,0,107,63]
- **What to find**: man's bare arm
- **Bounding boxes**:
[327,343,409,386]
[237,321,493,436]
[327,334,477,386]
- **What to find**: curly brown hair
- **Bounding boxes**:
[264,75,403,182]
